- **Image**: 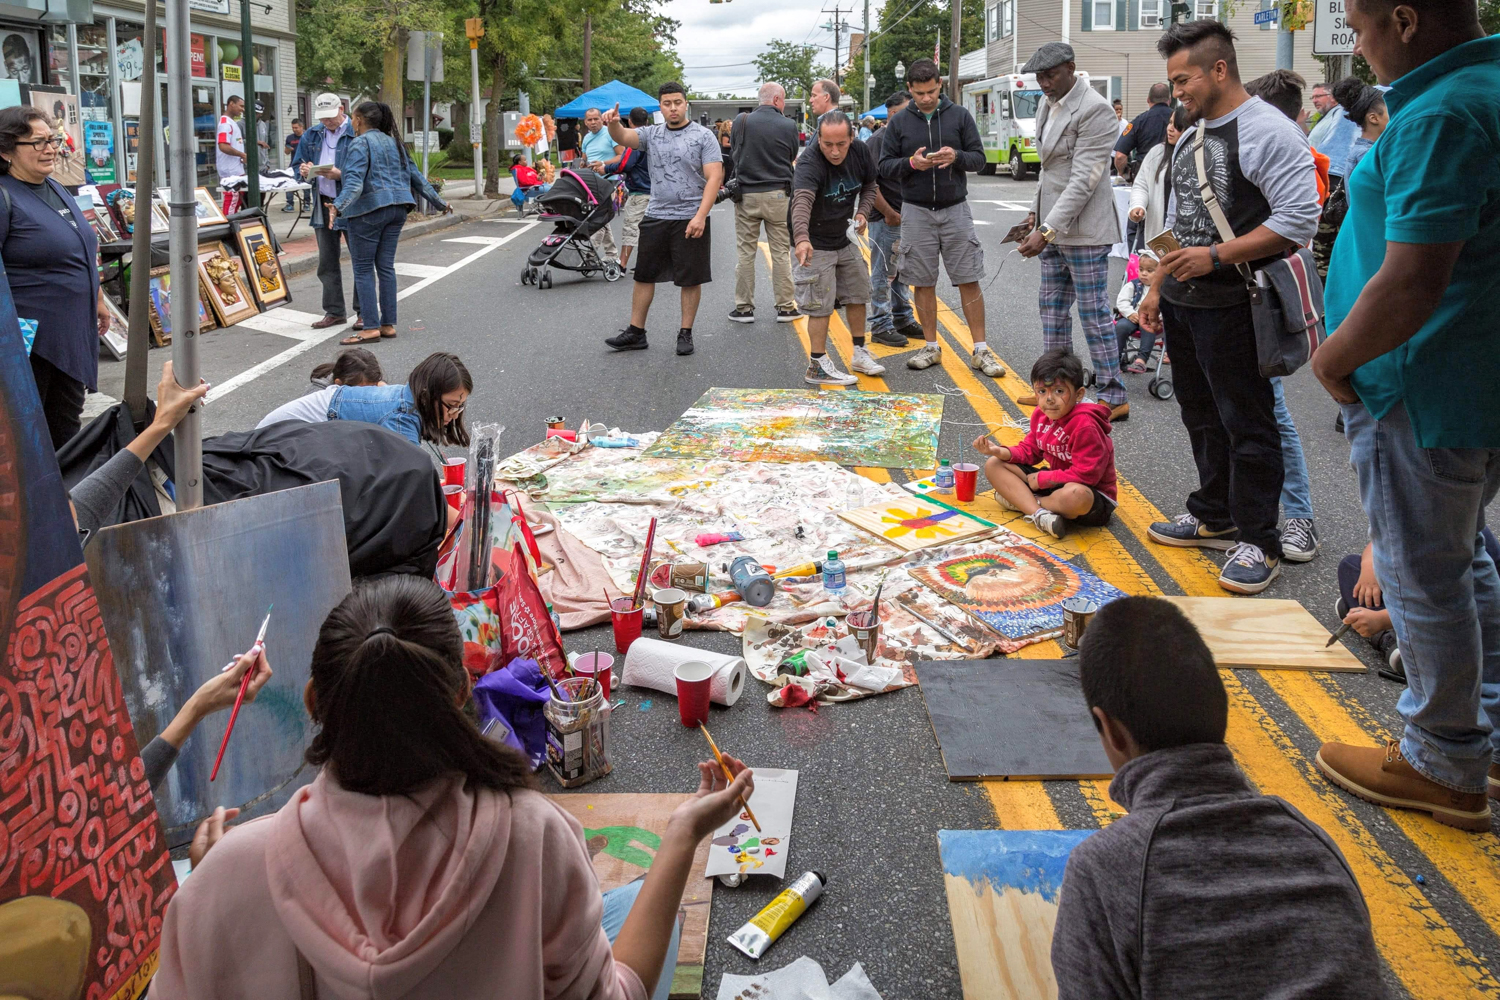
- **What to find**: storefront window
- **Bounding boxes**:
[253,43,276,165]
[45,25,68,91]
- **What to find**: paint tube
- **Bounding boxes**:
[726,870,826,960]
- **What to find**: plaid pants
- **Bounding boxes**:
[1039,244,1126,405]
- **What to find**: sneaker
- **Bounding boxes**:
[1018,393,1038,407]
[1281,517,1320,562]
[728,306,755,324]
[871,329,907,347]
[676,328,695,356]
[281,204,296,213]
[1108,402,1131,422]
[1125,358,1148,374]
[1028,508,1067,539]
[1334,410,1345,434]
[994,493,1020,512]
[906,343,941,370]
[1219,542,1281,594]
[1316,740,1492,832]
[805,354,858,385]
[1334,596,1350,620]
[606,327,648,351]
[970,345,1006,378]
[1147,512,1240,550]
[776,307,802,323]
[898,322,925,339]
[850,346,886,375]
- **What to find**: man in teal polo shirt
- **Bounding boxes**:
[1311,0,1500,832]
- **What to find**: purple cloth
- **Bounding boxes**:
[473,657,552,769]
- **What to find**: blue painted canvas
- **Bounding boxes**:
[939,829,1094,901]
[909,542,1128,640]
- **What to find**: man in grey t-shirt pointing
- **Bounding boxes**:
[603,82,723,358]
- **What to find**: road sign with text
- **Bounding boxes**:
[1313,0,1354,54]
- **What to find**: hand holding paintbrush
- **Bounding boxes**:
[210,607,273,781]
[699,723,760,831]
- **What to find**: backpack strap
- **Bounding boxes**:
[1190,119,1255,285]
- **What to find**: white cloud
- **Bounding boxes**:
[665,0,889,97]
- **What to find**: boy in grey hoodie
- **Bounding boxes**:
[1053,596,1387,999]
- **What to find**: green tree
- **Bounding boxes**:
[868,0,983,102]
[296,0,447,106]
[753,39,827,99]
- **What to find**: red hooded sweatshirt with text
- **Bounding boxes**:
[1006,400,1117,500]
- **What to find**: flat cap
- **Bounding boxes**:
[1022,42,1076,74]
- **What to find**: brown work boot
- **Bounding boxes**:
[1018,393,1037,407]
[1490,761,1500,801]
[1316,740,1492,832]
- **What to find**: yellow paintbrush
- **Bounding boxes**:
[699,722,759,832]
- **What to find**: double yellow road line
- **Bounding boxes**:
[757,240,1500,997]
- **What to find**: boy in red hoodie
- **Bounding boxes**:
[972,349,1118,539]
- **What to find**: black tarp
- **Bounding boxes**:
[59,409,446,579]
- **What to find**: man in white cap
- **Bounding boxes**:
[289,92,360,329]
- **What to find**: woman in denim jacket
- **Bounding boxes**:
[329,101,449,344]
[256,352,472,453]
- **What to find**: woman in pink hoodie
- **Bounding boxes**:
[152,575,753,1000]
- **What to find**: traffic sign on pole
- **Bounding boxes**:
[1313,0,1354,55]
[1254,8,1278,25]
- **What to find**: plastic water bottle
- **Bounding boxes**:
[547,602,561,633]
[935,459,955,495]
[822,550,847,594]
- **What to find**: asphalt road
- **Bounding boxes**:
[95,175,1500,1000]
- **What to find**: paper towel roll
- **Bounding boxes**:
[622,638,747,707]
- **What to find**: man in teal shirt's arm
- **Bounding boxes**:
[1311,0,1500,832]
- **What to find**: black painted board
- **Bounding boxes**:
[914,659,1114,780]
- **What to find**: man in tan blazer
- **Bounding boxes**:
[1017,42,1129,421]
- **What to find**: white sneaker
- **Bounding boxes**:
[1028,508,1067,539]
[970,345,1006,378]
[850,346,886,375]
[906,343,942,370]
[805,354,858,386]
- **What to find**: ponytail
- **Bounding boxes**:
[305,576,533,796]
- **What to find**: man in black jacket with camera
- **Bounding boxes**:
[877,58,1001,377]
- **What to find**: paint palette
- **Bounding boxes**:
[705,768,799,879]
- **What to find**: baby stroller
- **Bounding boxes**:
[521,167,623,288]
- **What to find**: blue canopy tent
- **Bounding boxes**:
[554,80,659,118]
[861,105,889,121]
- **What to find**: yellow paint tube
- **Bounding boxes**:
[726,870,826,960]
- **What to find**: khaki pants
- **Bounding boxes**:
[734,190,795,311]
[590,220,618,261]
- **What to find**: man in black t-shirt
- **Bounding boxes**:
[789,111,879,386]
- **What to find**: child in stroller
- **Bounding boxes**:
[520,167,622,288]
[1114,252,1172,399]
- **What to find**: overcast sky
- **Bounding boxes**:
[667,0,891,97]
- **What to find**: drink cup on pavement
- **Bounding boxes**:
[674,660,714,727]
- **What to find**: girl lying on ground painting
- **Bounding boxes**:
[256,351,472,453]
[152,574,753,1000]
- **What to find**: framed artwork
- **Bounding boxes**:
[149,199,170,234]
[102,187,136,234]
[99,293,128,360]
[146,265,216,346]
[81,205,119,244]
[157,186,227,227]
[196,242,258,326]
[235,220,287,305]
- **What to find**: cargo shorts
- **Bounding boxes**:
[896,201,986,287]
[792,242,871,317]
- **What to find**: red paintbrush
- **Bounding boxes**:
[210,607,271,782]
[631,517,658,610]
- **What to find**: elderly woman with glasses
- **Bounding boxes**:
[0,104,111,449]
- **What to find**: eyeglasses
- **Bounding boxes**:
[441,398,467,415]
[16,135,65,150]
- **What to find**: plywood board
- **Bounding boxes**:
[938,830,1094,1000]
[551,793,713,998]
[840,494,996,551]
[916,660,1113,780]
[1164,596,1366,672]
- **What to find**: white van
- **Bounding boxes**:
[962,72,1091,180]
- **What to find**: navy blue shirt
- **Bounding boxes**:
[620,146,651,195]
[1115,102,1172,163]
[0,174,100,389]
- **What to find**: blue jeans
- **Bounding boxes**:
[1344,399,1500,792]
[867,217,912,334]
[1272,378,1313,520]
[328,382,421,445]
[345,203,407,329]
[600,880,682,1000]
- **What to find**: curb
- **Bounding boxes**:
[281,204,510,279]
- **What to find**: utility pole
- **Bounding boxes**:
[862,0,870,112]
[239,0,258,209]
[583,13,592,91]
[949,0,962,101]
[167,0,202,508]
[1275,0,1294,70]
[123,0,158,424]
[467,17,484,197]
[822,6,850,89]
[422,33,434,179]
[519,90,533,167]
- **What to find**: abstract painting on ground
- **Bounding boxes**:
[938,829,1095,1000]
[550,794,713,998]
[840,495,996,551]
[907,541,1127,641]
[643,387,943,468]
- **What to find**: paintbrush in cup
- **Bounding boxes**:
[631,517,658,610]
[698,723,759,832]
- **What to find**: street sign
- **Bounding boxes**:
[407,31,445,83]
[503,111,523,149]
[1254,7,1278,23]
[1313,0,1354,54]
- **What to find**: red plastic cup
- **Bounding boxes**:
[546,427,578,441]
[953,463,980,502]
[443,457,466,487]
[610,598,643,654]
[574,651,613,700]
[443,484,464,509]
[674,660,714,728]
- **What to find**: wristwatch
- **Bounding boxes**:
[1038,223,1058,243]
[1210,244,1223,270]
